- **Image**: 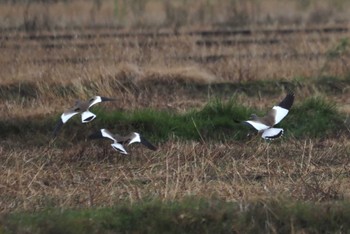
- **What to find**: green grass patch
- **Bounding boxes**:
[0,96,346,144]
[2,198,350,234]
[285,97,344,138]
[93,98,251,142]
[83,96,347,141]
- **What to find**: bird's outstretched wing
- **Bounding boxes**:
[128,133,157,151]
[111,142,128,154]
[52,110,79,137]
[89,129,116,142]
[88,96,116,108]
[270,92,294,125]
[262,128,284,140]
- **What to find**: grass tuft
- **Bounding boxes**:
[285,96,344,138]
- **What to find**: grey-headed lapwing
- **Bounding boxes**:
[53,96,115,136]
[243,92,294,140]
[89,129,157,154]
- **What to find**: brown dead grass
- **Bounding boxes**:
[1,26,349,85]
[0,138,349,213]
[140,65,220,84]
[1,25,350,115]
[1,0,350,29]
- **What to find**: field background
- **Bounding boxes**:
[1,0,350,232]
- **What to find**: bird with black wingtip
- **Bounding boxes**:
[53,96,115,137]
[242,91,295,140]
[89,129,157,155]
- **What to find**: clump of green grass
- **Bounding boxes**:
[284,96,344,138]
[2,198,350,233]
[187,98,251,140]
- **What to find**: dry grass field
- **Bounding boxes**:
[1,0,350,232]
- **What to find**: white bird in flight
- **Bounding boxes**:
[243,92,294,140]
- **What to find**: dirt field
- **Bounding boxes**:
[0,1,350,232]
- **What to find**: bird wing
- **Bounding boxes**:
[52,119,64,137]
[243,120,270,131]
[100,129,117,142]
[111,143,128,154]
[261,128,284,140]
[270,93,294,125]
[81,111,96,123]
[61,110,80,124]
[139,135,157,150]
[127,133,157,151]
[270,106,289,125]
[88,96,115,108]
[89,129,116,142]
[52,101,82,137]
[52,110,80,137]
[278,92,294,110]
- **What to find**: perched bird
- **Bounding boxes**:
[243,92,294,140]
[53,96,115,136]
[89,129,157,154]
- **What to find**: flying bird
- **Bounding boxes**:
[53,96,115,136]
[243,92,294,140]
[89,129,157,154]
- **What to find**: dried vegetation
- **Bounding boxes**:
[1,138,350,213]
[0,1,350,232]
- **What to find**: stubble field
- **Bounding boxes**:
[1,0,350,233]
